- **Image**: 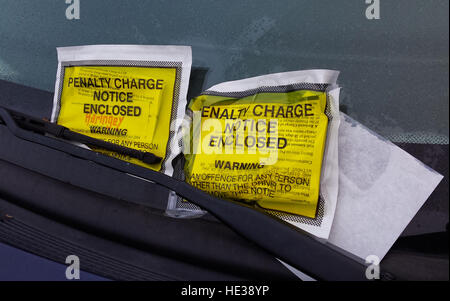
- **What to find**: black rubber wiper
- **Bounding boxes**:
[3,107,162,165]
[0,106,378,281]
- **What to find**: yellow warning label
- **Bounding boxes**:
[185,90,328,218]
[56,65,177,171]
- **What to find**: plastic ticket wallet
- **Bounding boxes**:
[51,45,192,176]
[178,70,341,239]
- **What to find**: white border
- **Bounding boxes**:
[206,69,339,93]
[197,70,341,239]
[51,45,192,176]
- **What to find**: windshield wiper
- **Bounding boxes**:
[0,106,384,281]
[2,107,162,165]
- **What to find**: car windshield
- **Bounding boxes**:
[0,0,448,144]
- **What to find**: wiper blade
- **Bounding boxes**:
[3,107,162,165]
[0,106,380,281]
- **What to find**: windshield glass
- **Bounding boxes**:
[0,0,448,143]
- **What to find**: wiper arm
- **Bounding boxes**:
[0,106,384,281]
[3,107,162,165]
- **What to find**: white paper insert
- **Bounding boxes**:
[327,113,444,260]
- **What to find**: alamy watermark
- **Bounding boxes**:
[65,0,80,20]
[64,1,379,21]
[365,0,380,20]
[65,255,80,280]
[178,113,282,166]
[365,255,380,280]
